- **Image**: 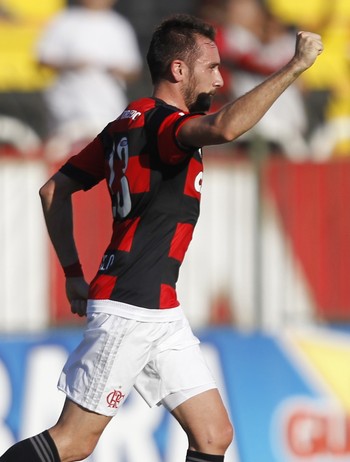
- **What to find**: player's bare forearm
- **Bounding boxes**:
[210,59,307,141]
[39,172,89,316]
[39,174,80,268]
[213,31,323,140]
[179,31,323,147]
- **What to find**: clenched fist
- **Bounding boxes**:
[293,31,324,72]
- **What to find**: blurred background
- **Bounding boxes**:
[0,0,350,461]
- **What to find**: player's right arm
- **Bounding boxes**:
[40,172,82,269]
[39,172,89,316]
[39,135,105,316]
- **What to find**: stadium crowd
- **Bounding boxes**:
[0,0,349,160]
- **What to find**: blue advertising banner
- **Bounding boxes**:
[0,326,349,461]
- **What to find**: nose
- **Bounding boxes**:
[214,69,224,89]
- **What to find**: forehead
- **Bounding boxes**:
[194,35,220,64]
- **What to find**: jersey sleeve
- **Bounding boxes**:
[153,109,203,165]
[59,135,105,190]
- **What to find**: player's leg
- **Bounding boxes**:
[0,398,112,462]
[144,317,234,462]
[49,397,112,462]
[171,388,234,461]
[0,313,131,462]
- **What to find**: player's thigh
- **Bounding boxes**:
[171,388,233,450]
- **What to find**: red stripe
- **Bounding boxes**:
[110,217,141,252]
[169,223,194,263]
[89,274,117,299]
[160,284,179,308]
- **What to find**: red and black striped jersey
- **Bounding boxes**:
[60,97,204,309]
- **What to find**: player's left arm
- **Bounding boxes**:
[178,31,323,148]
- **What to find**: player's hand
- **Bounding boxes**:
[65,277,89,317]
[293,31,323,71]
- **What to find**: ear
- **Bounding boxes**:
[170,60,187,82]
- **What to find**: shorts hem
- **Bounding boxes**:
[58,386,118,417]
[157,382,218,412]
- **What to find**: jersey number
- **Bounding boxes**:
[108,137,132,219]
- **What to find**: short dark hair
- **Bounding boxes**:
[146,14,216,84]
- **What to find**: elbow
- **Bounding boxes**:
[210,117,241,144]
[211,110,251,143]
[218,124,251,143]
[221,132,236,144]
[216,128,239,144]
[39,173,78,210]
[204,126,236,145]
[39,180,52,200]
[39,178,56,209]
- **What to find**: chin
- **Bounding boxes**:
[189,93,212,113]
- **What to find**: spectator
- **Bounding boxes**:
[267,0,350,159]
[36,0,142,158]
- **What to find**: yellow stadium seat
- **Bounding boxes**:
[0,1,64,90]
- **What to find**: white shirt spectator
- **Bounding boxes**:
[37,4,142,154]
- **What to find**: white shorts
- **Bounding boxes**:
[58,311,216,416]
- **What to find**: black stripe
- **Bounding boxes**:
[186,451,224,462]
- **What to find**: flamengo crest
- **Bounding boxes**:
[106,389,125,409]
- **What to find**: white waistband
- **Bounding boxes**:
[87,299,185,322]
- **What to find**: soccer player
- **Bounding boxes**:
[0,14,323,462]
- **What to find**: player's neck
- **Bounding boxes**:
[152,82,188,112]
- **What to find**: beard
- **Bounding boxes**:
[188,92,212,113]
[183,72,213,113]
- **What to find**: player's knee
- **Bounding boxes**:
[71,442,95,462]
[50,430,99,462]
[191,419,234,453]
[60,439,97,462]
[212,420,234,451]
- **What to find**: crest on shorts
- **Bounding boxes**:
[106,389,125,409]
